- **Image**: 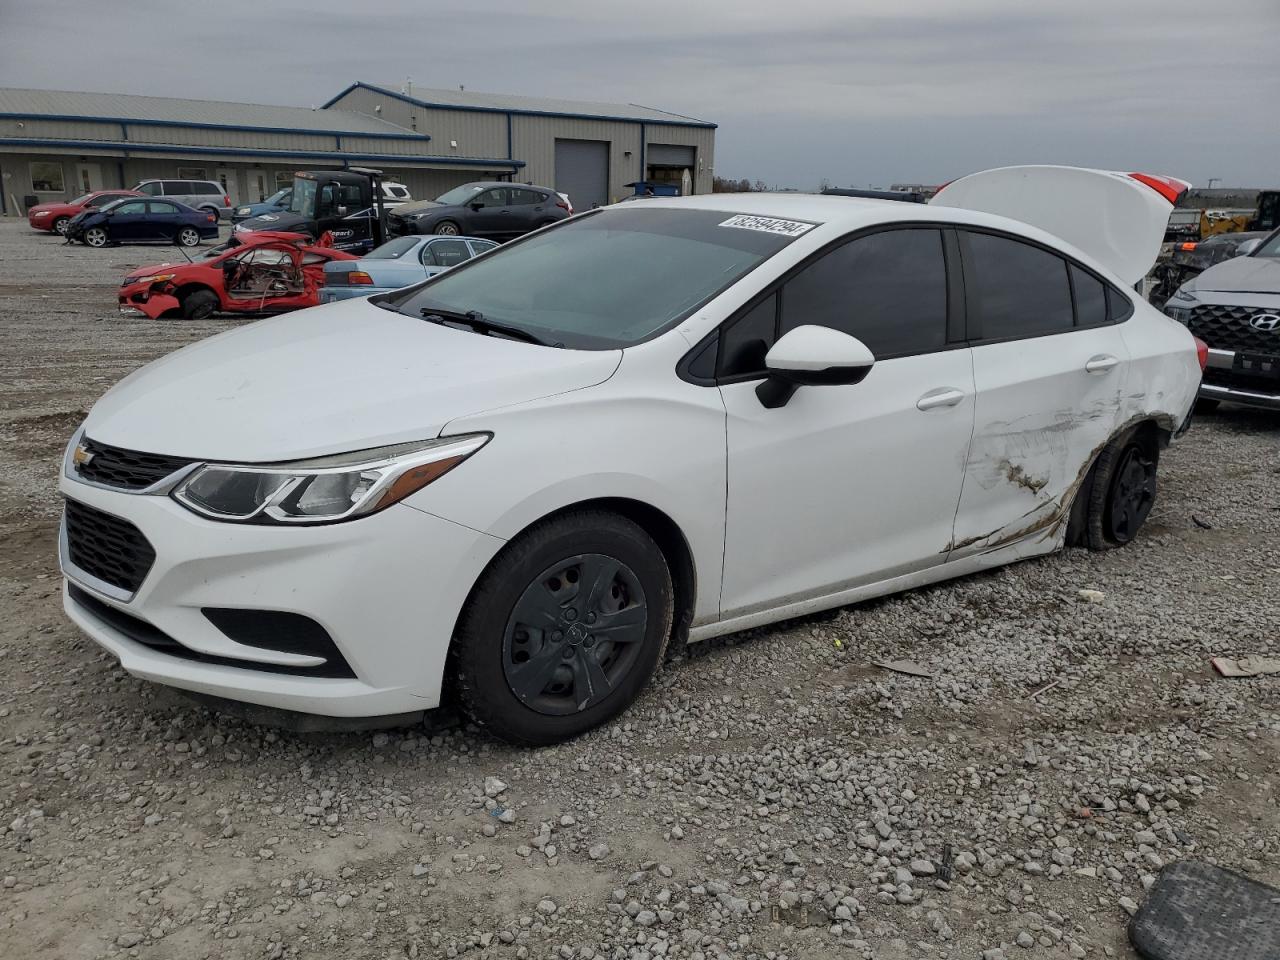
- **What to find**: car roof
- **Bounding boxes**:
[605,192,1122,281]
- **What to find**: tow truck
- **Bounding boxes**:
[234,167,409,254]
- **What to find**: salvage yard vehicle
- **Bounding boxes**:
[388,181,571,239]
[26,189,142,235]
[320,234,497,303]
[59,166,1202,746]
[1163,225,1280,411]
[65,197,219,248]
[235,169,410,253]
[117,231,356,319]
[231,187,291,224]
[134,178,232,221]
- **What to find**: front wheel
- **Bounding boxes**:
[52,216,70,235]
[181,288,219,320]
[433,220,461,236]
[453,511,674,746]
[83,226,109,247]
[177,226,201,247]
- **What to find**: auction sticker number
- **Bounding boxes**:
[719,215,816,237]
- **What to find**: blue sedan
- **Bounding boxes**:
[232,187,292,224]
[66,197,220,248]
[320,234,497,302]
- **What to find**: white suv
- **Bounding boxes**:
[60,167,1201,745]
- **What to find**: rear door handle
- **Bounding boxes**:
[916,387,966,411]
[1085,354,1119,374]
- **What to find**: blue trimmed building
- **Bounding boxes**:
[0,84,716,215]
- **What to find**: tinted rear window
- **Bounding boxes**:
[965,232,1073,339]
[1070,264,1108,328]
[385,207,809,349]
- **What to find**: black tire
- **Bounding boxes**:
[52,216,70,235]
[1085,429,1159,551]
[181,288,219,321]
[433,220,461,236]
[454,510,674,746]
[1194,397,1221,414]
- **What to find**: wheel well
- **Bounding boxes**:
[173,283,216,303]
[447,498,698,666]
[1066,417,1165,546]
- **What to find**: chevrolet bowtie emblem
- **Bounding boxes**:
[72,443,94,468]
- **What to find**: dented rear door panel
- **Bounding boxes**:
[949,326,1130,557]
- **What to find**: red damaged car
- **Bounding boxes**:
[118,232,357,320]
[28,189,143,235]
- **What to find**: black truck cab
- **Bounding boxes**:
[235,168,391,254]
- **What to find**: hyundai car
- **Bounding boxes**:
[59,166,1202,745]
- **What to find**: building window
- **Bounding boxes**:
[30,162,65,193]
[275,171,295,188]
[177,166,208,180]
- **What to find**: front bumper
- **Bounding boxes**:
[59,469,505,717]
[1200,348,1280,410]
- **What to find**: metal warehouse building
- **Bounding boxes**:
[0,84,716,215]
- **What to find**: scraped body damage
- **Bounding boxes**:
[948,305,1198,560]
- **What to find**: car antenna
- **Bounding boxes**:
[176,244,194,264]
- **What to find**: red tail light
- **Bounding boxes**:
[224,195,231,206]
[1193,336,1208,371]
[206,213,216,223]
[348,271,373,285]
[555,200,570,212]
[1127,173,1189,206]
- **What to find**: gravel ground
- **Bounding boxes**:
[1,217,1279,960]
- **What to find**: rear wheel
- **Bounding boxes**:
[83,226,109,247]
[177,226,201,247]
[1085,430,1159,550]
[181,288,219,320]
[454,511,674,746]
[52,216,70,235]
[433,220,461,236]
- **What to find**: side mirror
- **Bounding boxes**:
[1235,238,1262,257]
[756,325,875,408]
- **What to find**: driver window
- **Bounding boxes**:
[475,188,508,208]
[113,201,147,215]
[424,239,472,268]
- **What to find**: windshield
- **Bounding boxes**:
[435,184,488,206]
[383,207,809,349]
[365,236,421,260]
[289,178,317,217]
[1255,229,1280,258]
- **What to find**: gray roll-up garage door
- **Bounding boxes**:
[554,139,609,211]
[647,144,695,168]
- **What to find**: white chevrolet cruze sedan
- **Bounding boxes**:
[60,166,1204,745]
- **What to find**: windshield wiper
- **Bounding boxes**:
[419,307,559,347]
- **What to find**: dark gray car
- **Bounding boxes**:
[389,182,571,239]
[1164,228,1280,411]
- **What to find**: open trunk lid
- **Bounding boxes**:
[930,165,1190,287]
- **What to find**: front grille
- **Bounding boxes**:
[77,438,193,490]
[64,499,156,594]
[1188,304,1280,355]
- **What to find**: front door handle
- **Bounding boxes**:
[1085,354,1119,374]
[916,387,965,411]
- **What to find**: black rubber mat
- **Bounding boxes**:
[1130,861,1280,960]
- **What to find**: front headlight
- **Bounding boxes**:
[1171,287,1197,303]
[173,435,489,524]
[134,273,176,285]
[33,210,50,217]
[235,206,251,216]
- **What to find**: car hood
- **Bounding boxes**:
[1184,255,1280,295]
[239,211,312,234]
[82,299,622,462]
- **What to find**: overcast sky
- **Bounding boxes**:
[1,0,1276,189]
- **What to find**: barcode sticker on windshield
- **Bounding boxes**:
[719,215,816,237]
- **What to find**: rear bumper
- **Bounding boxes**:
[1200,348,1280,410]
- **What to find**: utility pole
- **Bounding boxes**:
[1207,178,1221,190]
